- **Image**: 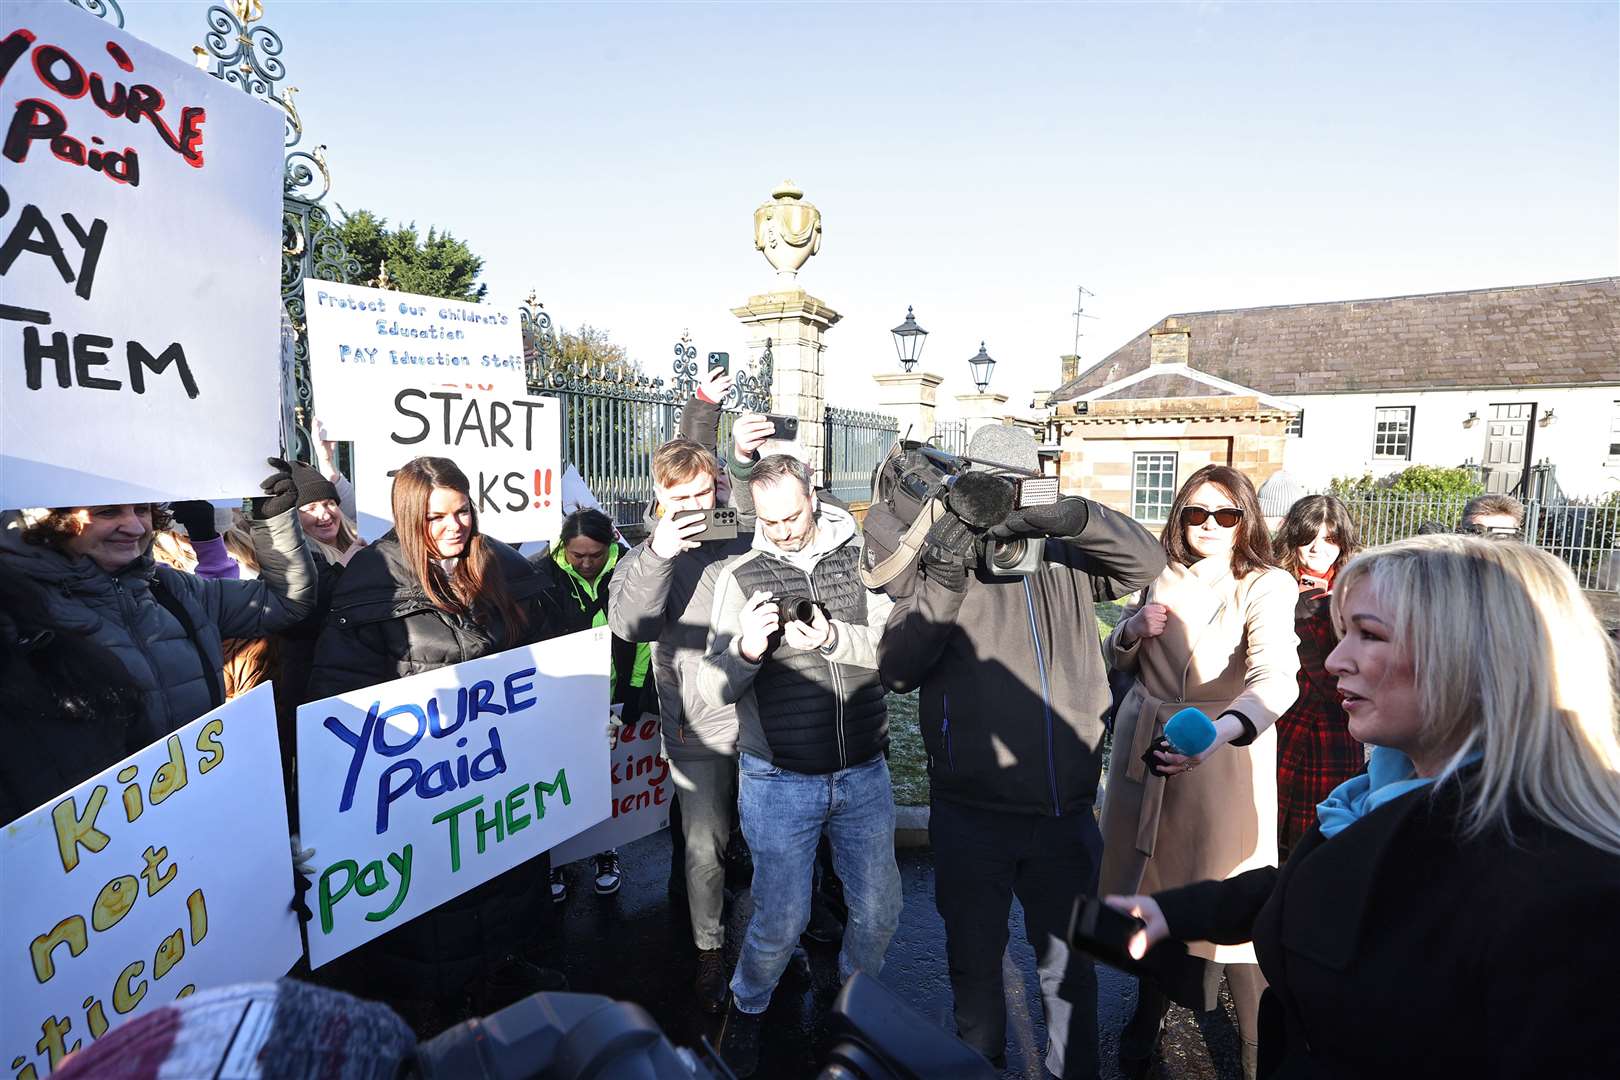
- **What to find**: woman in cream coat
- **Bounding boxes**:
[1100,464,1300,1080]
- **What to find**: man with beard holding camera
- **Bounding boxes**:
[877,425,1165,1079]
[697,454,898,1078]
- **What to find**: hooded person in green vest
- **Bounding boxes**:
[532,507,653,899]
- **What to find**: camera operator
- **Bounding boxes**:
[607,383,768,1014]
[877,425,1164,1079]
[697,454,899,1079]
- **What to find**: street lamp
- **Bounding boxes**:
[967,341,996,392]
[891,305,928,372]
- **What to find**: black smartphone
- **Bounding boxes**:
[765,413,800,441]
[707,351,730,374]
[1065,896,1146,968]
[678,506,738,542]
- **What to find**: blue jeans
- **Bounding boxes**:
[730,752,903,1014]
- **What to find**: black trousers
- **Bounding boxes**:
[930,798,1103,1080]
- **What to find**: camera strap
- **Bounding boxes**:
[859,498,944,590]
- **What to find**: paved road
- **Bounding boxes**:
[551,830,1243,1079]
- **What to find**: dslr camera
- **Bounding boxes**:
[776,593,822,626]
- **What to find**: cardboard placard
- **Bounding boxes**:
[550,711,672,866]
[1,1,285,508]
[1,685,302,1076]
[300,280,528,440]
[296,630,611,968]
[349,382,563,546]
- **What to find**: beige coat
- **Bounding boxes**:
[1098,558,1300,963]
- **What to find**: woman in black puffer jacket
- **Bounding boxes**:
[0,564,147,826]
[305,456,564,1035]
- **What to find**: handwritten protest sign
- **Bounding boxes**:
[349,379,563,545]
[300,280,528,439]
[296,630,611,968]
[551,712,672,865]
[1,685,302,1077]
[0,2,284,508]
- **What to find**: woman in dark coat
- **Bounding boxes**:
[530,507,651,899]
[1107,535,1620,1078]
[305,456,564,1035]
[1270,495,1364,859]
[0,564,146,825]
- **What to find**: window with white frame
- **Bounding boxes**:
[1608,401,1620,462]
[1373,406,1414,460]
[1286,410,1304,437]
[1132,452,1178,522]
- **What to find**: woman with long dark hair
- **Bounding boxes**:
[1271,495,1364,858]
[306,456,563,1034]
[1099,464,1300,1079]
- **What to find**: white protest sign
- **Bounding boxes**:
[350,385,563,546]
[301,280,528,439]
[1,685,302,1077]
[0,2,284,508]
[550,711,672,865]
[296,629,611,968]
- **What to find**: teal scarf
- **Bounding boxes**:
[1315,746,1435,838]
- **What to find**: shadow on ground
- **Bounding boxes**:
[552,830,1243,1079]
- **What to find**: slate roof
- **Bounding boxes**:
[1098,373,1233,399]
[1049,278,1620,402]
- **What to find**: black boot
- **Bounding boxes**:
[694,948,728,1014]
[719,997,763,1078]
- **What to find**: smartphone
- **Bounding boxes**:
[1065,896,1146,966]
[765,413,800,441]
[707,351,730,374]
[678,507,738,542]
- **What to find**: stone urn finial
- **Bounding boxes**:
[754,180,822,280]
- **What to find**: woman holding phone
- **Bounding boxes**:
[1099,465,1300,1079]
[1106,536,1620,1078]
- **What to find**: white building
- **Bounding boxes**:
[1047,278,1620,499]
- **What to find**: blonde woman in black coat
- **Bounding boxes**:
[1107,535,1620,1078]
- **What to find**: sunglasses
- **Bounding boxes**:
[1181,506,1244,528]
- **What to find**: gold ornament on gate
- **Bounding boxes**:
[753,181,822,281]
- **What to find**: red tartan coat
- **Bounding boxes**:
[1274,585,1365,857]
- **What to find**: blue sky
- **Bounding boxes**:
[123,0,1618,412]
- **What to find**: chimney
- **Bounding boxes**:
[1060,353,1080,384]
[1149,317,1190,366]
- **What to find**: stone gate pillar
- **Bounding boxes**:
[733,182,839,483]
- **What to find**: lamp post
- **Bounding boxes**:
[967,341,996,392]
[891,305,928,372]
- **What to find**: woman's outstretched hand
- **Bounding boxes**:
[1104,895,1170,960]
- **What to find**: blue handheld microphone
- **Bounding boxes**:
[1164,707,1218,757]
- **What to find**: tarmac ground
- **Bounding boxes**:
[550,829,1244,1079]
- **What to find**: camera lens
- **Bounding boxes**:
[990,539,1027,570]
[788,598,816,623]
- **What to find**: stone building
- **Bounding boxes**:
[1045,278,1620,522]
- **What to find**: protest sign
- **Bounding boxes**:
[300,280,528,439]
[551,711,672,865]
[296,629,611,968]
[349,381,563,546]
[1,685,302,1077]
[0,2,285,508]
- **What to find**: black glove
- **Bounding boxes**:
[921,544,968,593]
[923,510,979,562]
[251,457,298,520]
[168,499,219,541]
[988,496,1091,541]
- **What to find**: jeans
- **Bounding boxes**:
[930,798,1103,1079]
[668,754,737,951]
[730,752,903,1014]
